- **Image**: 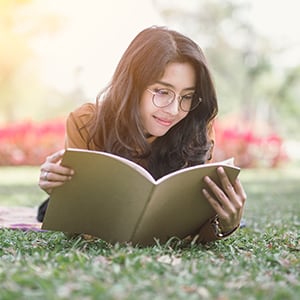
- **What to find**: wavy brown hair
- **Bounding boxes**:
[88,26,218,179]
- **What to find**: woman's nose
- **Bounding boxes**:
[163,97,180,115]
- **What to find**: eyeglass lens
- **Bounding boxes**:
[153,89,199,112]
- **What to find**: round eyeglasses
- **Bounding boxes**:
[146,88,202,112]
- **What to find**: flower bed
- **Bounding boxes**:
[0,119,288,167]
[0,120,65,166]
[213,120,288,168]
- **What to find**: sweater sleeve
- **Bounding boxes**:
[186,216,239,244]
[65,103,96,149]
[192,217,221,243]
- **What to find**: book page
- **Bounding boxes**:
[156,158,238,184]
[132,164,240,245]
[66,148,155,182]
[42,149,155,242]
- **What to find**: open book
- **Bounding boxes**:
[42,148,240,246]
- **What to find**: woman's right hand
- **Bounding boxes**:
[39,149,74,195]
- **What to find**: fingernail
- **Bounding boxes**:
[204,176,210,183]
[217,167,224,173]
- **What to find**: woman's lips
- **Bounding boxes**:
[153,115,173,127]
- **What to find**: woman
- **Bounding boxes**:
[38,26,246,243]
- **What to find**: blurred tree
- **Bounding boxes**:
[154,0,300,137]
[0,0,64,123]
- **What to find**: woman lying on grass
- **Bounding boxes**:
[38,26,246,244]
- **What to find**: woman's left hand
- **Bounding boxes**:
[202,167,247,234]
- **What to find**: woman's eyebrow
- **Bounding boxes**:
[155,80,195,91]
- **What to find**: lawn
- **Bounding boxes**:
[0,164,299,300]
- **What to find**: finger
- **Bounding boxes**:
[202,186,231,221]
[40,163,74,179]
[46,149,65,163]
[202,187,240,233]
[217,167,236,199]
[39,180,68,195]
[233,178,247,204]
[39,170,73,194]
[203,174,234,211]
[202,187,223,213]
[216,167,245,213]
[45,170,73,183]
[48,165,74,177]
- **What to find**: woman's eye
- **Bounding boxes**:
[182,94,194,101]
[155,89,170,96]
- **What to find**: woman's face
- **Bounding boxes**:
[140,62,196,139]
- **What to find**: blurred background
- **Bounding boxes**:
[0,0,299,167]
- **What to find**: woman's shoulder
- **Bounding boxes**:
[68,102,97,126]
[71,102,96,119]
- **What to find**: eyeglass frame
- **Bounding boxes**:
[146,88,202,112]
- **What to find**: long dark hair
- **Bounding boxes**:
[88,26,218,179]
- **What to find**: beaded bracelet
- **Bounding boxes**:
[211,216,240,238]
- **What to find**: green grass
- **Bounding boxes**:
[0,166,45,207]
[0,164,299,300]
